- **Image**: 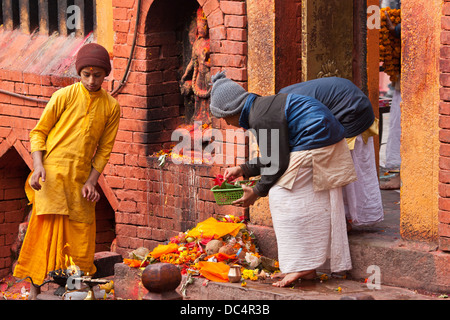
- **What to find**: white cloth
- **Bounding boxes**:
[269,166,352,274]
[343,135,384,226]
[275,139,357,192]
[385,88,401,169]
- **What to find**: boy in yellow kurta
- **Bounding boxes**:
[13,43,120,299]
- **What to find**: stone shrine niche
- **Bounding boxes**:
[143,0,206,156]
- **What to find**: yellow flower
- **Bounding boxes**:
[319,274,329,281]
[241,281,247,287]
[242,269,258,281]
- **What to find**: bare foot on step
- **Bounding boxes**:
[272,270,316,287]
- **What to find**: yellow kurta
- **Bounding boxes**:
[29,81,120,224]
[14,82,120,284]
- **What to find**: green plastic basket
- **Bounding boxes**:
[211,180,257,205]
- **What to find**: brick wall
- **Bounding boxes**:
[439,0,450,251]
[0,148,30,278]
[0,0,249,271]
[109,0,248,257]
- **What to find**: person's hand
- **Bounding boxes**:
[30,166,46,190]
[224,166,244,182]
[82,181,100,202]
[232,185,259,207]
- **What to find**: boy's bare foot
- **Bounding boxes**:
[272,270,317,287]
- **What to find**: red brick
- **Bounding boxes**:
[439,196,450,211]
[227,28,247,41]
[113,7,128,20]
[113,20,131,33]
[203,0,220,16]
[224,67,248,81]
[116,128,133,141]
[118,118,149,132]
[220,1,246,15]
[112,0,135,9]
[440,115,450,128]
[439,236,450,251]
[109,153,124,165]
[0,80,14,91]
[125,154,139,166]
[439,129,450,143]
[440,156,450,169]
[136,226,152,239]
[438,222,450,237]
[132,132,149,143]
[441,143,450,157]
[3,187,26,200]
[440,102,450,115]
[113,44,130,58]
[445,2,450,16]
[106,176,124,189]
[8,70,23,82]
[220,40,247,55]
[209,26,227,40]
[224,15,247,28]
[442,31,450,45]
[124,178,139,190]
[117,200,137,213]
[5,210,24,223]
[441,45,450,60]
[208,9,225,28]
[440,169,450,183]
[441,73,450,87]
[50,76,76,88]
[211,53,246,67]
[440,58,450,73]
[116,223,137,237]
[439,210,450,224]
[443,16,450,31]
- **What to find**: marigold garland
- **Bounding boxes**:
[379,7,401,82]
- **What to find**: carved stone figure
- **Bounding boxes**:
[180,8,212,124]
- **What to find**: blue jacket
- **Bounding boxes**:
[279,77,375,138]
[239,92,344,197]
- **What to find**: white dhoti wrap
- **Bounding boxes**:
[385,88,402,169]
[343,135,384,226]
[269,166,352,274]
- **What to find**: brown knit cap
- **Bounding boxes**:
[76,43,111,76]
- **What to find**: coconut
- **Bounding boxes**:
[219,244,235,256]
[205,239,223,255]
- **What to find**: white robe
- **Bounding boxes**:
[343,135,384,226]
[385,88,402,169]
[269,166,352,274]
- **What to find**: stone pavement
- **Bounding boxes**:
[179,272,439,300]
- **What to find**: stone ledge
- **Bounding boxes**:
[94,251,123,278]
[113,262,437,300]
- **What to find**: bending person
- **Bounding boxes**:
[209,71,356,287]
[280,77,383,228]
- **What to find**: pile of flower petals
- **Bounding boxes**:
[123,216,279,282]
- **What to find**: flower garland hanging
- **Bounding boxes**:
[379,7,401,82]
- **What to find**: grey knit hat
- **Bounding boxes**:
[210,71,250,118]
